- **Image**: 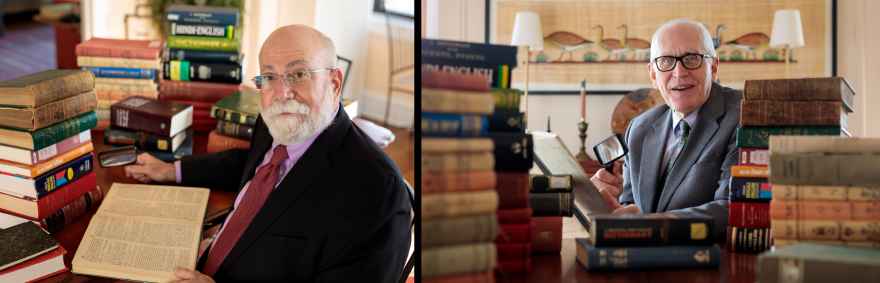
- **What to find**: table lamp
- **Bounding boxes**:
[770,9,804,78]
[511,11,543,130]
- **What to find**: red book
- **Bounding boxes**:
[207,130,251,153]
[495,257,532,274]
[497,242,531,258]
[422,68,491,91]
[111,96,194,137]
[729,202,770,228]
[159,80,241,102]
[496,172,529,209]
[531,216,563,254]
[0,171,97,220]
[423,272,495,283]
[738,147,769,166]
[0,246,67,282]
[496,208,532,224]
[75,37,161,59]
[496,221,534,244]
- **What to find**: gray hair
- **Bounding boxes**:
[649,19,716,61]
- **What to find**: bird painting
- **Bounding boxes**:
[544,31,594,62]
[724,32,770,61]
[592,25,625,61]
[618,24,651,61]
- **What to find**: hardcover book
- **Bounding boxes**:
[576,239,721,270]
[757,243,880,283]
[0,111,97,150]
[422,38,517,89]
[104,126,192,153]
[164,48,242,63]
[743,77,855,112]
[163,60,242,83]
[210,91,260,126]
[0,90,96,131]
[588,213,714,246]
[0,69,95,108]
[166,4,240,26]
[110,96,193,137]
[75,37,162,59]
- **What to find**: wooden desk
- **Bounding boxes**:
[497,218,758,283]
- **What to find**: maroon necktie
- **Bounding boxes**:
[203,145,288,276]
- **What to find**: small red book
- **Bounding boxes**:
[496,208,532,224]
[496,221,534,244]
[496,172,529,209]
[729,202,770,228]
[496,242,531,258]
[531,216,563,253]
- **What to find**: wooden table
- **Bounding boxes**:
[496,218,759,283]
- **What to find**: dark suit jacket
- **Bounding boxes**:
[180,104,412,282]
[619,83,742,240]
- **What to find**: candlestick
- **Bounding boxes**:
[575,119,590,162]
[580,80,586,121]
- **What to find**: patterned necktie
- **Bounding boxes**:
[203,145,288,276]
[654,121,691,211]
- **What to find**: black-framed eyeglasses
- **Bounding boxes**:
[652,53,713,72]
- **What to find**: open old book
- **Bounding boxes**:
[72,183,209,282]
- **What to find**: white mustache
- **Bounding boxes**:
[264,100,310,117]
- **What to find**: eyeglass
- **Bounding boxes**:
[653,53,713,72]
[252,67,335,91]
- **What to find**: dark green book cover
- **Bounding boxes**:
[0,222,59,270]
[211,91,259,126]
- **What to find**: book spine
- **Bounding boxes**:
[496,172,529,209]
[34,153,94,198]
[95,82,158,94]
[110,101,182,137]
[166,9,239,26]
[531,216,563,254]
[41,185,104,234]
[84,66,156,79]
[770,153,880,186]
[530,175,574,193]
[773,184,850,201]
[77,56,160,69]
[590,217,715,246]
[421,38,519,67]
[36,171,97,220]
[215,120,253,140]
[730,165,768,178]
[27,143,94,178]
[735,126,845,148]
[104,127,175,153]
[95,77,157,87]
[421,88,495,114]
[28,70,96,107]
[727,226,772,253]
[490,133,533,171]
[75,43,159,60]
[770,200,862,220]
[423,214,498,247]
[743,77,845,101]
[210,107,257,126]
[757,250,880,283]
[496,208,532,224]
[167,36,240,52]
[422,63,511,89]
[96,90,159,102]
[492,88,522,111]
[529,192,573,217]
[32,112,98,150]
[169,22,235,39]
[163,60,242,83]
[423,112,489,137]
[740,100,844,126]
[738,148,769,166]
[729,177,771,202]
[577,241,721,270]
[206,130,251,153]
[165,48,241,63]
[159,81,240,102]
[497,222,534,244]
[422,243,497,278]
[728,202,770,228]
[771,219,843,241]
[421,69,491,92]
[488,110,525,133]
[422,190,499,220]
[421,152,495,172]
[33,130,91,164]
[497,242,531,258]
[31,91,98,130]
[422,171,496,194]
[496,257,532,274]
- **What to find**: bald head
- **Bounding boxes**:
[259,25,337,71]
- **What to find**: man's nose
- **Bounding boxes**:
[671,60,690,77]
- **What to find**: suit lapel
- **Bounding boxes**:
[220,104,352,271]
[657,84,725,211]
[638,109,670,213]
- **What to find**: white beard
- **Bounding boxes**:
[261,89,336,144]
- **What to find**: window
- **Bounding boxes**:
[374,0,413,19]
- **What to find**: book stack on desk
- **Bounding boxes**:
[160,4,243,133]
[106,96,194,162]
[0,70,103,234]
[527,174,571,254]
[576,214,722,270]
[768,136,880,248]
[0,222,68,281]
[75,38,162,130]
[422,70,499,282]
[206,90,258,153]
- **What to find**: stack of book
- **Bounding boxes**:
[0,70,103,235]
[0,222,67,281]
[421,69,499,282]
[577,214,721,270]
[206,89,259,153]
[160,4,243,133]
[758,243,880,282]
[769,136,880,248]
[75,38,163,130]
[107,96,194,161]
[528,174,571,254]
[735,77,855,251]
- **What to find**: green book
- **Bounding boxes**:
[211,91,259,126]
[491,88,522,111]
[757,243,880,283]
[735,126,847,148]
[167,36,240,52]
[0,111,97,150]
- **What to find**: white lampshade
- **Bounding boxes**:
[511,11,544,51]
[770,9,805,48]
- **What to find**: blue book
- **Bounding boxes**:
[575,238,721,270]
[422,38,517,89]
[166,4,239,26]
[83,67,157,80]
[0,153,93,199]
[422,112,488,137]
[729,177,772,202]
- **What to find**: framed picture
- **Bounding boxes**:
[488,0,837,93]
[337,55,353,94]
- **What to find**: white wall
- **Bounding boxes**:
[315,0,370,102]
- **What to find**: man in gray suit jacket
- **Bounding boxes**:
[591,19,741,240]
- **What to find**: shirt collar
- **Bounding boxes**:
[671,106,700,136]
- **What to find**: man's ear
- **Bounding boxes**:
[648,63,657,86]
[331,68,344,97]
[710,57,719,81]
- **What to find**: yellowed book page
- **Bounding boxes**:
[72,183,209,283]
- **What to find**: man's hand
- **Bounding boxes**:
[170,267,214,283]
[590,161,623,209]
[124,153,176,183]
[612,204,641,215]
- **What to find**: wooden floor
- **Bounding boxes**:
[0,12,56,81]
